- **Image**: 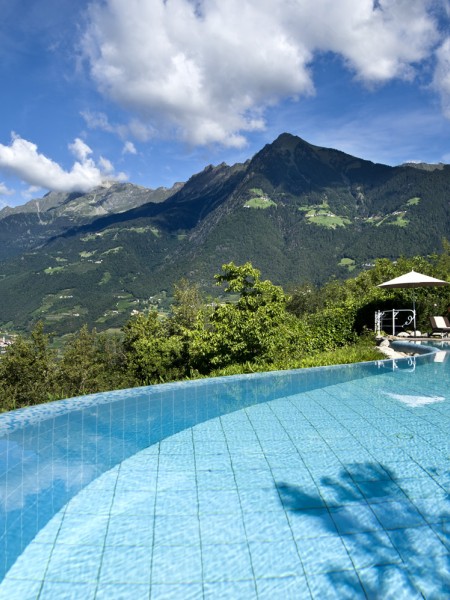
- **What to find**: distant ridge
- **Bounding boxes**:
[401,162,445,171]
[1,133,449,334]
[0,182,183,260]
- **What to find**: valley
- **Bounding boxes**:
[0,133,449,335]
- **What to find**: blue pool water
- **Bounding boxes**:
[0,347,449,598]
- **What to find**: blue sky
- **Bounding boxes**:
[1,0,450,208]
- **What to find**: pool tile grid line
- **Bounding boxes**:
[187,427,205,597]
[267,387,450,525]
[0,422,444,600]
[50,463,119,594]
[243,400,440,596]
[307,402,448,508]
[238,404,365,597]
[249,396,449,598]
[300,380,450,471]
[214,414,266,597]
[2,356,450,599]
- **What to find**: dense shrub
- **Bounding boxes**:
[0,322,56,411]
[3,251,450,411]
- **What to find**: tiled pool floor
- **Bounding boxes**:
[2,373,450,599]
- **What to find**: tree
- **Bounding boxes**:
[56,325,129,398]
[286,282,323,317]
[0,322,56,411]
[169,278,203,334]
[190,262,292,372]
[122,311,185,385]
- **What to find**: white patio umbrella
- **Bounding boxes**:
[377,270,449,334]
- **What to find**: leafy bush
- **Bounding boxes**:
[5,250,449,412]
[0,322,56,411]
[55,325,130,397]
[123,312,186,385]
[189,262,290,372]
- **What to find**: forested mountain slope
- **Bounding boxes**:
[1,133,449,334]
[0,182,182,260]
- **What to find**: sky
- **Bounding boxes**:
[1,0,450,208]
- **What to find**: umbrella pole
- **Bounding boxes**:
[413,289,416,336]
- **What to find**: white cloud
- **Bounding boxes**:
[98,156,113,173]
[0,182,13,196]
[81,110,154,142]
[69,137,93,162]
[433,37,450,119]
[127,118,154,142]
[82,0,443,147]
[80,110,114,133]
[21,185,44,201]
[292,0,439,83]
[0,133,128,193]
[82,0,314,148]
[123,141,137,155]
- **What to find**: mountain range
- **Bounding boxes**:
[1,132,449,335]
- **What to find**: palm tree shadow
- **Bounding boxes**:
[275,461,450,598]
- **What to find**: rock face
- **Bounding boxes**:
[0,182,182,260]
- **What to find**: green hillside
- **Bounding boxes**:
[1,133,449,335]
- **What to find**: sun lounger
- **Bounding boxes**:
[429,316,450,337]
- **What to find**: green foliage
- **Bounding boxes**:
[298,305,358,354]
[306,212,351,228]
[243,188,277,209]
[286,282,324,317]
[318,251,450,333]
[122,312,185,385]
[0,322,56,411]
[169,278,203,334]
[293,334,381,368]
[2,135,450,337]
[188,262,366,374]
[190,262,290,372]
[208,334,381,376]
[3,250,450,413]
[55,325,129,398]
[0,323,131,412]
[244,196,277,209]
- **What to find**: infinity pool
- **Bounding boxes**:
[1,347,449,598]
